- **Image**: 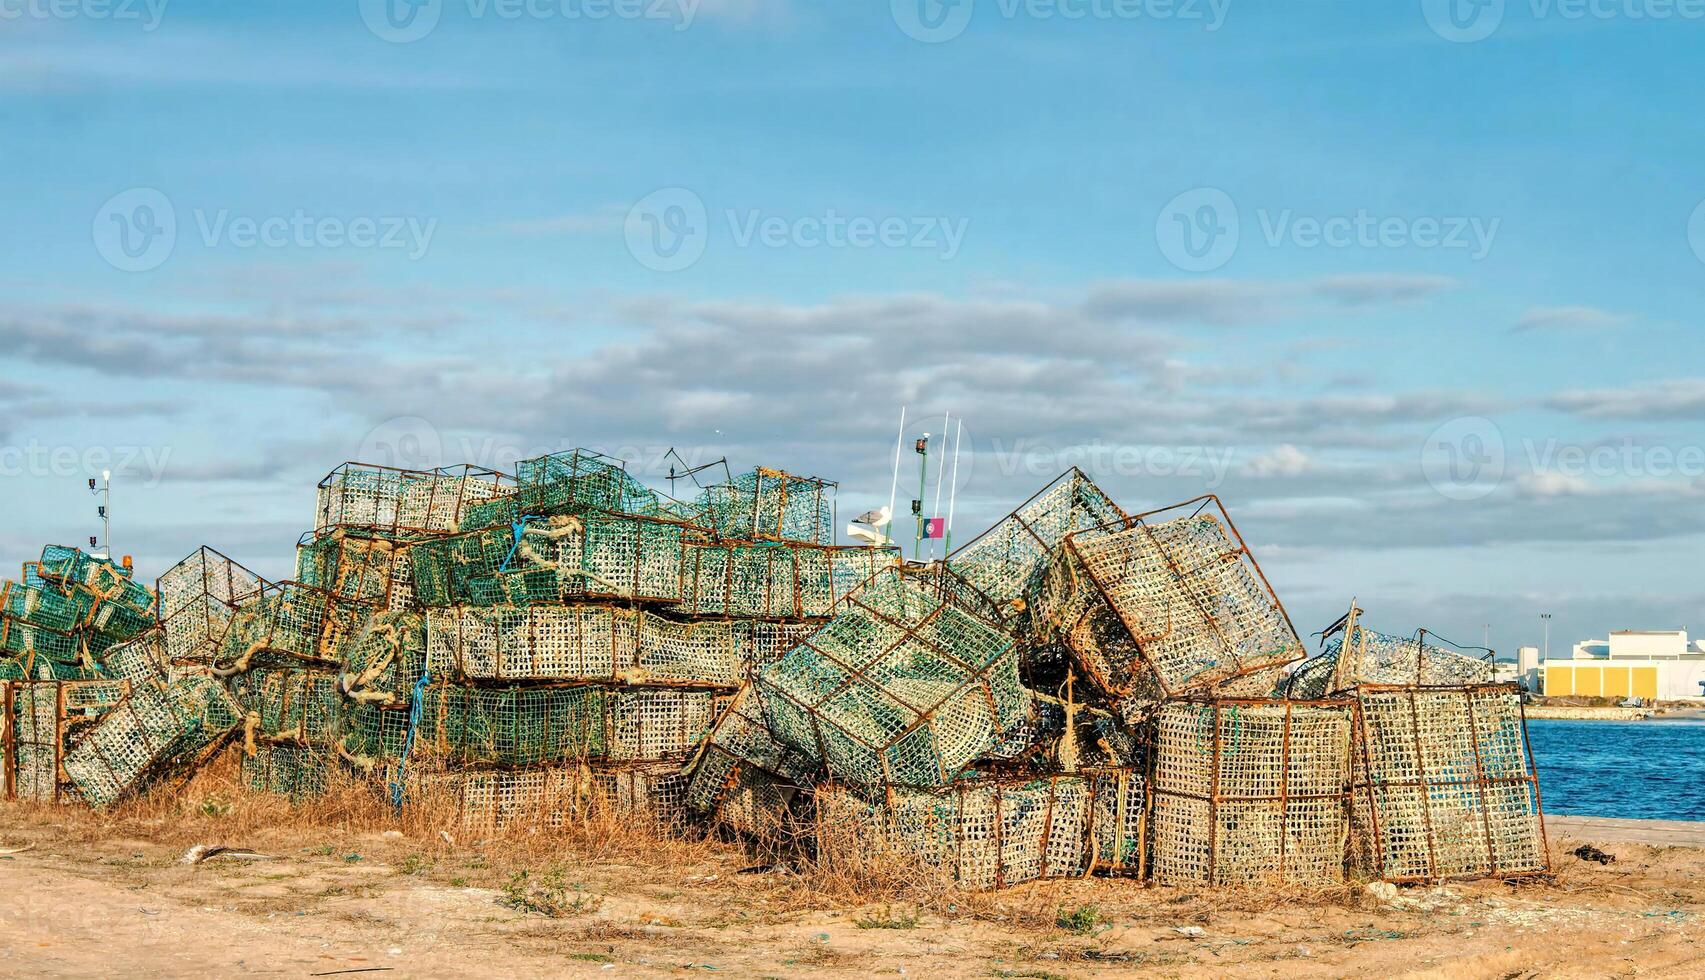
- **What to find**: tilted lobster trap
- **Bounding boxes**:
[406,513,687,608]
[2,679,130,802]
[215,581,375,673]
[63,674,244,807]
[316,462,512,536]
[1287,610,1495,700]
[695,467,834,545]
[1149,699,1354,888]
[947,468,1126,619]
[686,684,819,838]
[156,547,266,666]
[813,768,1146,890]
[295,529,421,611]
[671,541,898,619]
[423,604,803,687]
[1348,684,1548,883]
[755,566,1031,792]
[1029,496,1305,712]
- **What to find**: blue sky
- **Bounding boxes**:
[4,0,1705,658]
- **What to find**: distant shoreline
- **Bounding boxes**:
[1527,704,1705,722]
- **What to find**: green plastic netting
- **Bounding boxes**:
[63,674,244,807]
[456,449,660,531]
[408,513,686,607]
[316,462,510,535]
[695,468,833,545]
[672,542,898,619]
[755,566,1029,791]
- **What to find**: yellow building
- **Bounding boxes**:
[1543,630,1705,701]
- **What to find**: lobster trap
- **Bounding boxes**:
[1150,699,1354,888]
[2,679,130,802]
[406,513,687,608]
[1349,684,1548,883]
[672,541,898,619]
[216,582,375,672]
[947,468,1126,616]
[295,529,419,609]
[98,629,173,686]
[346,684,725,767]
[686,685,819,836]
[1287,614,1495,699]
[456,449,661,530]
[813,768,1145,890]
[424,604,792,687]
[156,547,266,665]
[242,741,336,802]
[63,675,244,807]
[316,462,511,536]
[755,566,1030,791]
[228,667,345,746]
[1030,497,1304,707]
[412,760,690,830]
[695,468,834,545]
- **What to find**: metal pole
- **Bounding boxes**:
[914,433,929,561]
[944,418,963,557]
[929,412,949,560]
[1541,613,1552,663]
[886,407,906,547]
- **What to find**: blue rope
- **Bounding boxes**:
[388,666,434,810]
[497,515,541,573]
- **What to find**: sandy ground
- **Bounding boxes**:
[2,804,1702,979]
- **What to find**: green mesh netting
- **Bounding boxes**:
[215,583,372,671]
[946,468,1125,617]
[408,513,685,607]
[456,449,660,531]
[755,567,1028,791]
[695,468,833,544]
[316,463,510,534]
[672,542,898,619]
[242,741,335,802]
[63,674,244,807]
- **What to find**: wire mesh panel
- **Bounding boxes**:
[756,566,1030,791]
[1030,497,1304,707]
[296,530,414,606]
[1349,684,1548,883]
[1288,624,1495,700]
[228,668,345,745]
[417,761,690,830]
[63,675,243,807]
[99,629,172,686]
[425,605,754,687]
[216,582,374,672]
[338,611,427,703]
[948,468,1126,618]
[672,542,898,619]
[242,741,335,802]
[1151,699,1354,888]
[814,770,1142,891]
[696,468,834,545]
[0,618,85,667]
[408,513,686,607]
[156,547,266,665]
[316,462,511,535]
[4,680,127,802]
[686,685,818,833]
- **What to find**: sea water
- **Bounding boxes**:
[1527,718,1705,821]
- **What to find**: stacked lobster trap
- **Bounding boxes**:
[0,444,1551,894]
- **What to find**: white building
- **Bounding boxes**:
[1543,629,1705,701]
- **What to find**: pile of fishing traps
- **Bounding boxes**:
[0,448,1550,890]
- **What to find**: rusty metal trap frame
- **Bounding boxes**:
[685,684,819,835]
[1,617,87,669]
[1,654,95,681]
[670,540,899,620]
[215,581,376,673]
[812,768,1146,890]
[35,545,154,608]
[98,629,174,686]
[694,467,835,546]
[408,760,691,830]
[63,674,244,807]
[316,461,513,536]
[406,512,688,608]
[2,679,130,803]
[454,448,663,531]
[295,528,423,610]
[1287,615,1495,700]
[1348,684,1548,883]
[1149,698,1354,889]
[1029,496,1304,708]
[423,604,811,687]
[755,565,1031,792]
[946,468,1127,617]
[344,683,728,767]
[156,547,267,666]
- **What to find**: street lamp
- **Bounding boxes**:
[1540,613,1552,663]
[88,470,111,557]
